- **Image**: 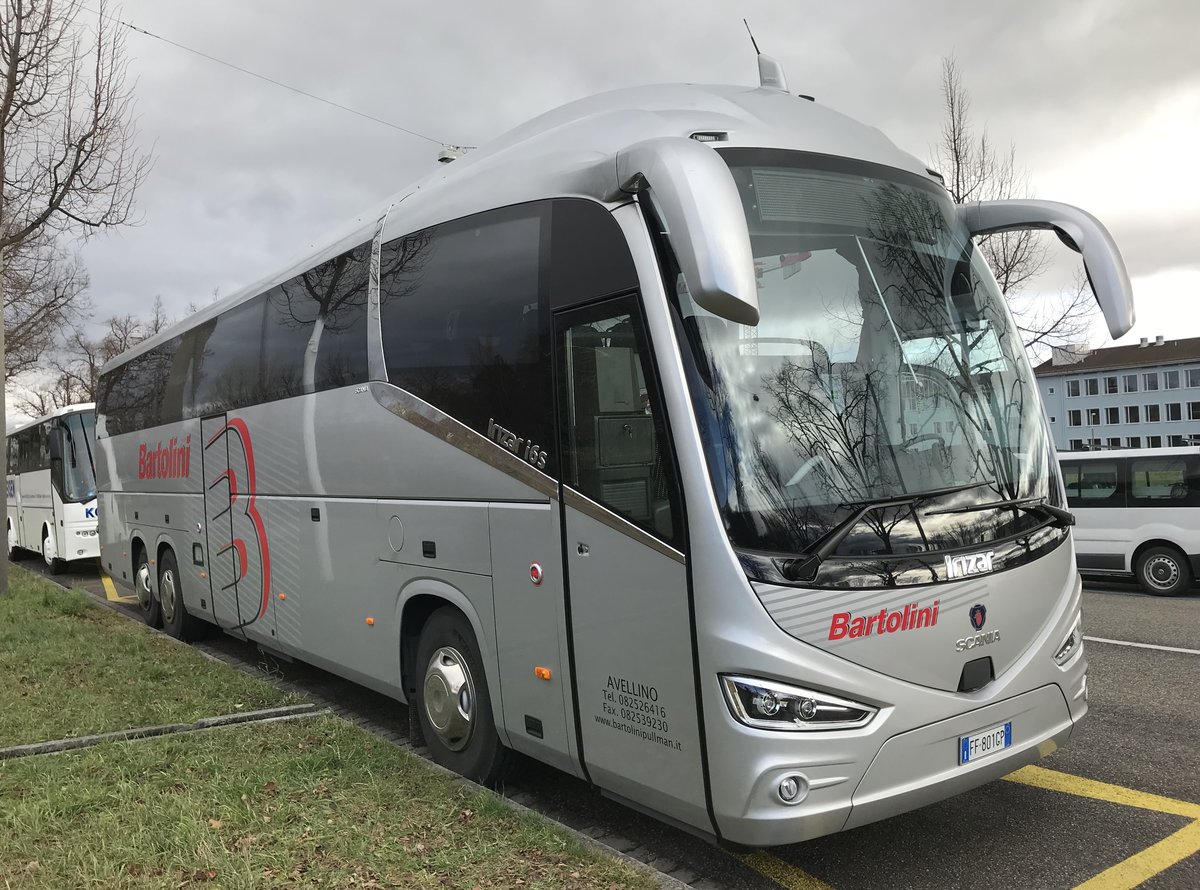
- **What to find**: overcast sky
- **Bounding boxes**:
[72,0,1200,353]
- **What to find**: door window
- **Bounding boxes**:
[557,300,681,545]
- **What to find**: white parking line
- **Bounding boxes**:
[1084,635,1200,656]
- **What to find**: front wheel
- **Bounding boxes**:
[42,529,64,575]
[1135,546,1193,596]
[414,608,512,785]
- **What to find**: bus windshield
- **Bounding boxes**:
[674,151,1056,570]
[60,411,98,502]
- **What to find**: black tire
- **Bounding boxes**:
[1135,545,1192,596]
[414,607,511,785]
[159,549,206,641]
[8,522,24,561]
[134,545,162,628]
[42,528,64,575]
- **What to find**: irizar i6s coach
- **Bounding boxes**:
[95,58,1133,846]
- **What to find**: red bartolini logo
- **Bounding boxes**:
[138,436,191,480]
[828,600,940,640]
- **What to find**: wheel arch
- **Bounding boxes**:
[394,578,508,745]
[1131,537,1188,568]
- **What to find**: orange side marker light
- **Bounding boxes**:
[365,616,375,626]
[534,666,552,681]
[277,592,286,601]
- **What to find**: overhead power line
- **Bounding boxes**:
[82,5,469,149]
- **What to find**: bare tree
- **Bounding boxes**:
[13,301,168,413]
[1,0,150,591]
[932,57,1096,357]
[2,233,91,380]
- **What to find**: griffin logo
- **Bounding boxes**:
[969,604,987,631]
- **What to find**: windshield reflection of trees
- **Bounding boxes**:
[713,183,1049,559]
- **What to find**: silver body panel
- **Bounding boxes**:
[95,81,1102,846]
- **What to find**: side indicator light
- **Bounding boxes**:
[277,592,286,601]
[534,666,552,681]
[199,571,207,579]
[365,616,375,626]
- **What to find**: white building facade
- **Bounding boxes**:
[1035,336,1200,452]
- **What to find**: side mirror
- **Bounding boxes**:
[48,427,64,464]
[959,199,1135,339]
[611,137,760,326]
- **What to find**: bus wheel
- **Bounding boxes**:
[8,522,23,561]
[1135,546,1192,596]
[41,528,64,575]
[134,547,162,628]
[415,608,512,785]
[159,550,205,641]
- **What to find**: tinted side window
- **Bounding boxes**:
[1129,457,1197,505]
[262,243,371,398]
[549,198,638,309]
[101,338,181,435]
[191,296,266,415]
[379,204,550,465]
[1063,461,1122,508]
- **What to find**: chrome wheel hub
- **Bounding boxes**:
[160,569,177,623]
[135,562,154,610]
[422,646,476,752]
[1145,556,1180,590]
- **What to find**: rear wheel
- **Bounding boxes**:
[1135,545,1192,596]
[42,528,64,575]
[159,549,205,640]
[414,607,511,785]
[134,546,162,627]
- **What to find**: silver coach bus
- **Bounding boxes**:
[96,63,1134,845]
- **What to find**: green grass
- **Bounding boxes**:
[0,717,653,889]
[0,567,298,747]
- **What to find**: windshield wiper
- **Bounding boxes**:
[924,496,1074,529]
[778,481,997,582]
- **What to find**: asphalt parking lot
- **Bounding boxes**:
[21,558,1200,890]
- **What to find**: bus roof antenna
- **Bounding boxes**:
[743,18,788,92]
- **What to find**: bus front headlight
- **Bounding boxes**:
[1054,612,1084,666]
[720,675,877,731]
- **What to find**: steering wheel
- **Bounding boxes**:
[899,433,946,453]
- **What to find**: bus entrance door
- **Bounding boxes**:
[553,298,710,833]
[201,414,274,639]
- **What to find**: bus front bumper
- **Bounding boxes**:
[715,682,1080,847]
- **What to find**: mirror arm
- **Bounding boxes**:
[959,199,1134,339]
[609,137,760,326]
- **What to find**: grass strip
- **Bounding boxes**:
[0,716,655,890]
[0,567,298,747]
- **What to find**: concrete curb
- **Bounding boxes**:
[0,704,328,761]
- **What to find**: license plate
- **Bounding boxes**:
[959,721,1012,764]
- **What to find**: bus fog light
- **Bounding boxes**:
[778,774,808,804]
[720,675,877,732]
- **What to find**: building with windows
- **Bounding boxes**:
[1034,336,1200,451]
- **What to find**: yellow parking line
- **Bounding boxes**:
[739,851,834,890]
[1074,819,1200,890]
[1004,765,1200,819]
[101,573,138,605]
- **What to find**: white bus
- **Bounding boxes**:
[7,403,100,574]
[95,62,1133,846]
[1059,446,1199,595]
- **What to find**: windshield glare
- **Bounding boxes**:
[675,154,1054,560]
